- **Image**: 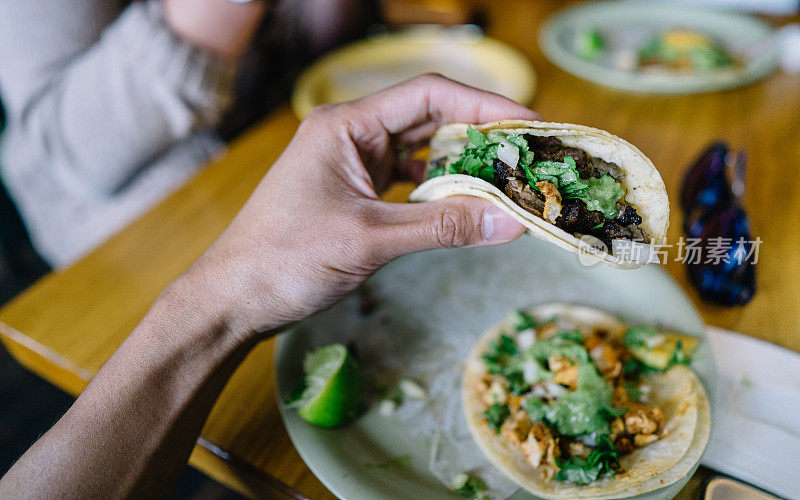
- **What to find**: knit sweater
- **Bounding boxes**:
[0,0,237,267]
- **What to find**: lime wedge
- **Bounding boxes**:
[291,344,362,428]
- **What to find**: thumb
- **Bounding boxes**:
[370,196,525,262]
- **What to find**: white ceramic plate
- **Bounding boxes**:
[276,235,717,499]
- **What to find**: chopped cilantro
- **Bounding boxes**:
[625,383,643,401]
[436,133,629,221]
[504,369,529,396]
[451,472,488,499]
[466,126,487,146]
[431,126,534,183]
[623,325,659,348]
[484,403,510,433]
[553,330,584,343]
[670,340,691,366]
[556,435,619,484]
[575,28,605,61]
[555,456,603,484]
[638,37,663,61]
[482,332,534,394]
[623,357,659,377]
[482,334,518,375]
[383,388,403,404]
[508,310,538,332]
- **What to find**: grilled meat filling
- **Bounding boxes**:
[488,137,649,250]
[523,134,624,179]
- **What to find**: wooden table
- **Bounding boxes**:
[2,1,798,498]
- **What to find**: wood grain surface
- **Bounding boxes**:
[2,1,798,498]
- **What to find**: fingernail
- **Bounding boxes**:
[482,207,523,242]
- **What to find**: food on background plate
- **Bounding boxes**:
[574,28,606,62]
[286,343,363,427]
[409,121,669,268]
[462,304,709,498]
[573,27,739,73]
[638,30,738,72]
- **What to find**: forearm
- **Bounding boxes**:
[0,274,254,498]
[164,0,267,58]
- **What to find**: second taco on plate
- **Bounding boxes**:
[462,304,710,499]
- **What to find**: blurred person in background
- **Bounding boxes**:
[0,0,373,271]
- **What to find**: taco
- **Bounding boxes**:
[463,304,709,499]
[408,121,669,268]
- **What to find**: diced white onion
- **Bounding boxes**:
[516,328,536,351]
[489,379,508,403]
[522,360,541,384]
[399,378,427,400]
[497,140,519,169]
[545,381,568,399]
[378,399,397,416]
[451,473,468,490]
[639,384,652,403]
[612,48,637,71]
[644,334,665,348]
